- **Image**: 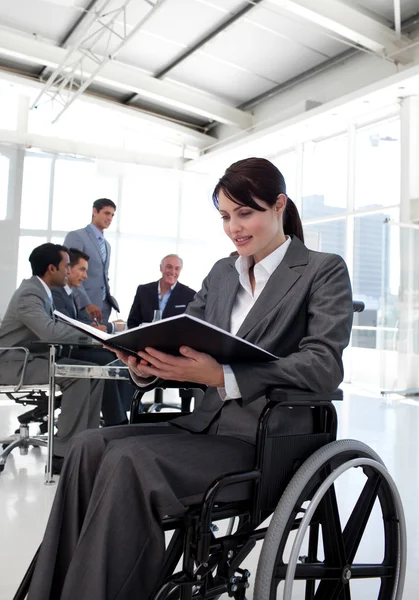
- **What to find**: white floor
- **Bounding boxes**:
[0,385,418,599]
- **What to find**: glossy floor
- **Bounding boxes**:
[0,385,418,599]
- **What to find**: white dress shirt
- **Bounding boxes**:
[220,236,292,400]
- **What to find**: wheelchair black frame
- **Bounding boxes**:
[147,388,341,600]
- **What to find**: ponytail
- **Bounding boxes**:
[284,198,304,243]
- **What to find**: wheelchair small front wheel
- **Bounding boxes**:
[254,439,406,600]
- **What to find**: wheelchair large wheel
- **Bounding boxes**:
[254,440,406,600]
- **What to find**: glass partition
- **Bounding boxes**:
[377,220,419,395]
[345,215,419,395]
[302,135,348,220]
[354,119,400,210]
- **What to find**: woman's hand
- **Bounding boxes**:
[104,347,152,379]
[136,346,225,387]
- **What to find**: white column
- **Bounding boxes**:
[0,94,29,317]
[396,96,419,390]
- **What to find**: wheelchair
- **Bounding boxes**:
[13,302,406,599]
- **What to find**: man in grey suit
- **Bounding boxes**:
[0,243,104,471]
[64,198,118,327]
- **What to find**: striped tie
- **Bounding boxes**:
[99,237,107,300]
[99,236,107,264]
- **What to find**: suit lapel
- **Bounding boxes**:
[68,292,77,319]
[32,277,54,317]
[236,237,309,339]
[217,264,240,332]
[163,282,184,316]
[85,225,104,264]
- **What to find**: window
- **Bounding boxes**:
[52,159,97,230]
[354,119,400,210]
[178,173,217,241]
[271,151,297,201]
[352,208,399,349]
[120,169,179,237]
[21,154,52,229]
[0,154,10,220]
[302,136,348,220]
[17,236,48,286]
[304,220,346,257]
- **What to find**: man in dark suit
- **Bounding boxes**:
[0,243,104,471]
[64,198,118,327]
[52,249,132,426]
[127,254,196,328]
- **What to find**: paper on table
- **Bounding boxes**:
[54,310,111,341]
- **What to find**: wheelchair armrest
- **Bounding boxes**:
[129,411,191,424]
[132,379,207,393]
[353,301,365,313]
[259,387,342,443]
[267,387,343,403]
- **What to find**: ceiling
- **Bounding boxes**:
[0,0,418,147]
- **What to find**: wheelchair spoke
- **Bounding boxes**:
[318,485,348,567]
[342,472,381,563]
[313,563,395,600]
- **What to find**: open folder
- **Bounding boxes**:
[54,310,277,364]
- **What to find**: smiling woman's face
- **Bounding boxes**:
[218,190,286,263]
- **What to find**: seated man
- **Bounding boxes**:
[52,248,133,426]
[127,254,196,328]
[0,243,104,473]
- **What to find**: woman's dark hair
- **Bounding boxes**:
[29,243,69,276]
[212,157,304,243]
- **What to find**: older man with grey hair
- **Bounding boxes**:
[127,254,196,329]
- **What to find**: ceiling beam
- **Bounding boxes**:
[38,0,111,79]
[266,0,412,62]
[0,67,216,150]
[0,28,252,128]
[0,128,183,169]
[60,0,111,48]
[125,0,264,106]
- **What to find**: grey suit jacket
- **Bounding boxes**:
[171,236,353,444]
[64,225,115,310]
[0,277,85,380]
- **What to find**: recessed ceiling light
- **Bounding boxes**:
[398,86,405,90]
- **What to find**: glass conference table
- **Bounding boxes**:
[45,343,131,484]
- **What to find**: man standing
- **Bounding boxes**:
[127,254,196,328]
[52,248,132,426]
[64,198,118,326]
[0,243,104,472]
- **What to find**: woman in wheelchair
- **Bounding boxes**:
[26,157,354,600]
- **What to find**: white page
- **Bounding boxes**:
[54,310,111,341]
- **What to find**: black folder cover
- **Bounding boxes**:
[54,311,277,364]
